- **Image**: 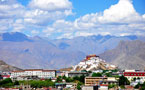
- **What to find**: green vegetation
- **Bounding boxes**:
[19,79,55,88]
[92,72,102,77]
[30,80,54,88]
[134,82,145,90]
[55,75,85,90]
[77,81,83,90]
[108,84,117,89]
[119,75,130,86]
[56,76,62,82]
[0,78,55,88]
[0,78,14,88]
[133,77,136,81]
[105,72,112,77]
[14,80,19,85]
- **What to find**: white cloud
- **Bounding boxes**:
[66,0,145,38]
[98,0,142,23]
[56,33,74,39]
[12,19,25,32]
[29,0,72,11]
[0,0,24,19]
[0,0,25,32]
[0,0,73,33]
[53,20,74,30]
[24,9,72,26]
[31,30,39,35]
[24,0,73,26]
[75,32,95,37]
[0,0,145,39]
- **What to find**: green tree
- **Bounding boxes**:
[47,80,55,86]
[14,80,19,85]
[79,75,85,83]
[119,75,130,86]
[134,82,145,89]
[77,81,83,90]
[105,73,112,77]
[66,77,73,82]
[108,84,116,89]
[62,75,67,80]
[30,80,54,88]
[134,83,140,89]
[137,77,140,80]
[73,76,79,81]
[56,76,62,82]
[92,73,102,77]
[103,70,109,73]
[133,77,136,81]
[0,78,13,87]
[30,81,39,88]
[111,69,118,72]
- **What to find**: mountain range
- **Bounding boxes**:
[0,32,145,69]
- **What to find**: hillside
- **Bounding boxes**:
[0,60,22,71]
[100,40,145,70]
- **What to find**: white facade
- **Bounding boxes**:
[73,55,117,71]
[11,69,56,79]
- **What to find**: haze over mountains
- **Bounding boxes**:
[0,32,145,69]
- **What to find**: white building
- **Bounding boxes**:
[73,54,117,71]
[11,69,56,80]
[124,71,145,82]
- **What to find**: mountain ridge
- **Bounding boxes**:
[0,32,145,69]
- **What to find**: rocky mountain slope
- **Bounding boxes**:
[100,40,145,70]
[0,60,22,71]
[0,32,145,69]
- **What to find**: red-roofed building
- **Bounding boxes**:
[86,54,99,60]
[124,72,145,81]
[2,75,10,79]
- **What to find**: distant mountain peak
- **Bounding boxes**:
[1,32,32,42]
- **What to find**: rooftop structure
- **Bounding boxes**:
[68,71,89,78]
[124,72,145,81]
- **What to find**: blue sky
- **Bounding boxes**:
[18,0,145,15]
[0,0,145,39]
